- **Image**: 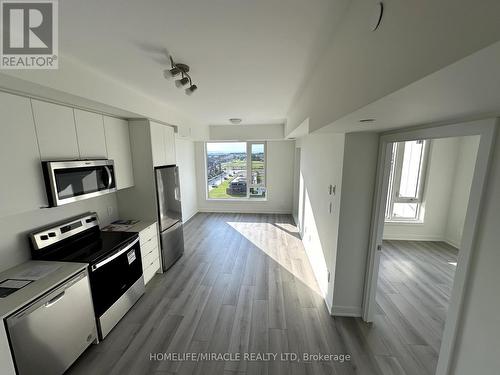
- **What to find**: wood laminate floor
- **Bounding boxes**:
[374,240,458,375]
[67,214,456,375]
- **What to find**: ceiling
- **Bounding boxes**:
[318,40,500,134]
[60,0,348,126]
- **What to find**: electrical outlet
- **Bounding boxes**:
[107,206,114,217]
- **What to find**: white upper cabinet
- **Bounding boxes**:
[164,125,176,166]
[103,116,134,190]
[150,121,176,166]
[31,100,79,160]
[150,122,166,167]
[0,93,47,217]
[74,109,107,159]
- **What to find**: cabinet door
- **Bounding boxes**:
[103,116,134,189]
[74,109,107,158]
[31,100,79,160]
[0,93,47,217]
[164,125,176,165]
[150,121,166,166]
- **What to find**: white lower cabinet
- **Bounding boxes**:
[131,222,161,285]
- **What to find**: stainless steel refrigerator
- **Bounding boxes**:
[155,165,185,271]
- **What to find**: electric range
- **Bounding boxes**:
[29,212,145,340]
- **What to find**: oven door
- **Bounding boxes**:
[88,236,144,338]
[43,160,117,207]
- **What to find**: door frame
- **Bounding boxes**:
[361,118,497,375]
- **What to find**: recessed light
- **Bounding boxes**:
[359,118,376,123]
[229,118,242,124]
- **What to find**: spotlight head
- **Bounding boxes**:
[175,76,190,88]
[164,67,180,79]
[185,84,198,95]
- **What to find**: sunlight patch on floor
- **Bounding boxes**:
[226,221,323,296]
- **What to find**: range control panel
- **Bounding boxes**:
[30,213,100,250]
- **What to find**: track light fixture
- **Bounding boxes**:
[164,66,180,78]
[164,56,198,95]
[175,76,190,88]
[185,84,197,95]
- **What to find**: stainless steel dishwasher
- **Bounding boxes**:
[5,270,97,375]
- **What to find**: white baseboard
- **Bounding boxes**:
[331,305,362,317]
[383,234,445,241]
[383,234,461,250]
[326,299,333,315]
[183,211,198,224]
[443,238,460,250]
[197,208,292,214]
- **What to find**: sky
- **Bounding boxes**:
[207,142,264,153]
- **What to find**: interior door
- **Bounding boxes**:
[363,141,394,322]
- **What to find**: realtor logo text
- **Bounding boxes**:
[1,0,58,69]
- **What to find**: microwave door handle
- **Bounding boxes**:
[104,166,113,188]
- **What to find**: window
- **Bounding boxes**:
[206,141,266,199]
[385,140,429,221]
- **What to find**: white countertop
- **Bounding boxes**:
[103,220,156,233]
[0,260,88,319]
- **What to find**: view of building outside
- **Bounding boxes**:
[206,142,265,199]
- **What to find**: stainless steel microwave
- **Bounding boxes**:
[42,160,117,207]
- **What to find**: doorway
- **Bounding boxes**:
[377,135,478,374]
[361,119,496,375]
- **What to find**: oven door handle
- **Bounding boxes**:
[91,237,139,271]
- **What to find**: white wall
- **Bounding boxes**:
[175,137,198,222]
[209,124,284,140]
[445,136,480,248]
[451,127,500,375]
[286,0,500,135]
[383,136,479,247]
[0,194,118,273]
[295,133,345,308]
[332,132,379,316]
[195,140,295,213]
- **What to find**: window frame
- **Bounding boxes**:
[385,140,430,222]
[205,141,267,201]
